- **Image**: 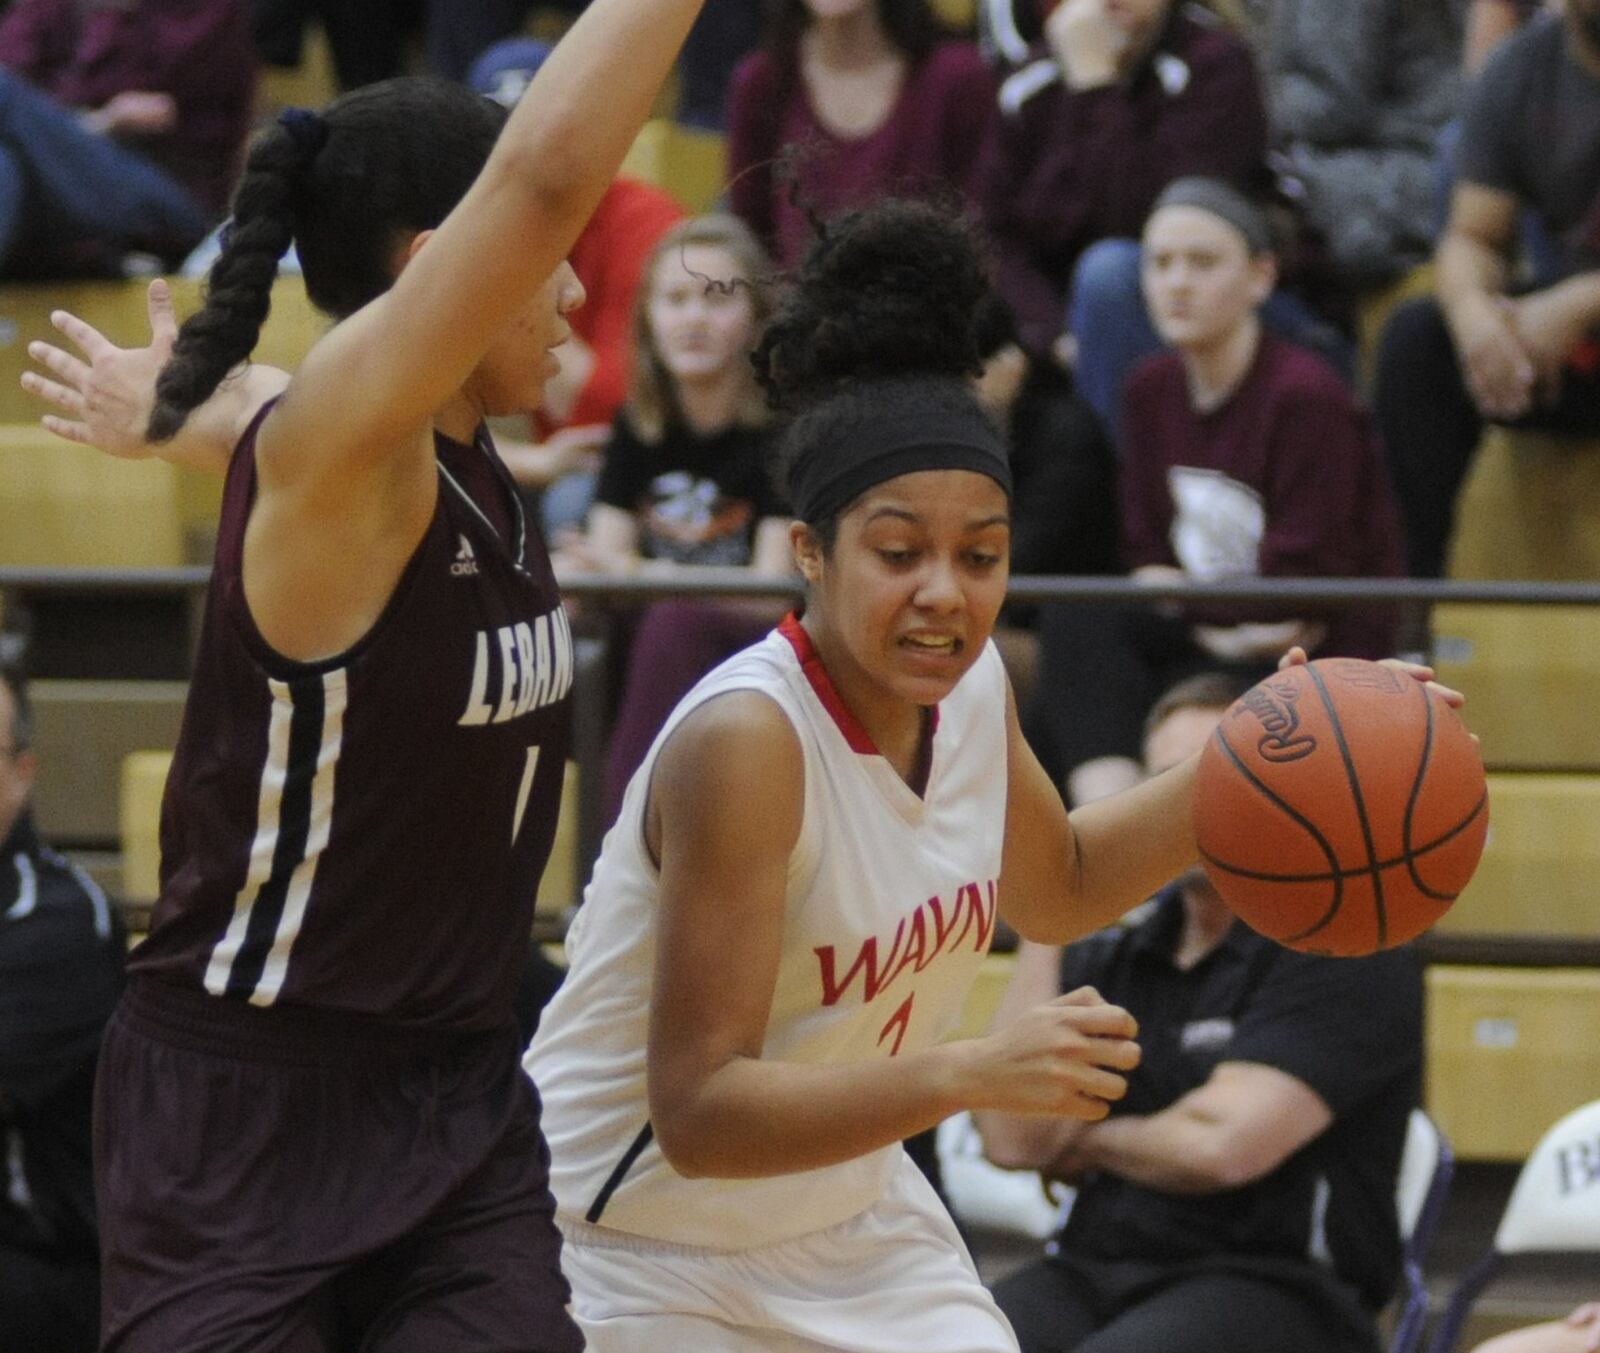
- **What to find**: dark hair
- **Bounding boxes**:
[1143,671,1256,739]
[762,0,942,62]
[0,661,32,752]
[148,78,508,442]
[753,198,993,546]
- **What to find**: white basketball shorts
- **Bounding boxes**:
[557,1152,1020,1352]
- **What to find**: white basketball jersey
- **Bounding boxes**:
[526,615,1009,1250]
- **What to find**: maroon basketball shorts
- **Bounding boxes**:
[95,977,583,1353]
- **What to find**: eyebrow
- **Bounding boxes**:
[862,507,1012,530]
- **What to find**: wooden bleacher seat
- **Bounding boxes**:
[117,750,583,919]
[1425,964,1600,1160]
[1431,606,1600,770]
[32,680,187,846]
[1438,774,1600,938]
[621,120,728,215]
[0,274,328,423]
[0,423,184,568]
[1449,427,1600,582]
[0,275,327,556]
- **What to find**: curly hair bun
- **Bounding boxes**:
[754,198,990,410]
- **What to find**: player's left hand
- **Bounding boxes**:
[21,278,175,458]
[1277,647,1466,710]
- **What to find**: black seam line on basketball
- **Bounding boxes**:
[1305,664,1387,949]
[1199,788,1489,885]
[586,1121,654,1225]
[1209,726,1344,944]
[1402,686,1456,902]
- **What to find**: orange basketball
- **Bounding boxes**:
[1193,658,1489,956]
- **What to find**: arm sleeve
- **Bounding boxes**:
[0,0,54,81]
[1224,946,1423,1116]
[1455,31,1533,198]
[1269,0,1385,145]
[979,96,1079,353]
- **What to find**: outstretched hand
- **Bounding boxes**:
[21,278,177,459]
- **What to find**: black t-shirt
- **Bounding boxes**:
[1458,12,1600,275]
[1055,888,1423,1312]
[596,416,786,566]
[0,815,125,1258]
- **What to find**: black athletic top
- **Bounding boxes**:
[129,404,573,1032]
[1055,887,1422,1312]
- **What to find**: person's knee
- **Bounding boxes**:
[1068,238,1144,331]
[1376,296,1454,384]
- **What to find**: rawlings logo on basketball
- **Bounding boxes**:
[1241,678,1317,763]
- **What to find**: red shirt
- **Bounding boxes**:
[539,176,685,436]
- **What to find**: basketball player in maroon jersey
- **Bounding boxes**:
[20,0,707,1348]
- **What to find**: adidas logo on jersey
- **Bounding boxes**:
[451,534,480,578]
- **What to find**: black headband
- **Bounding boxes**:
[789,382,1012,524]
[1149,176,1273,256]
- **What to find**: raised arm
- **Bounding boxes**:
[268,0,707,478]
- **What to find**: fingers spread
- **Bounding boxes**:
[50,308,111,358]
[40,414,92,445]
[20,371,85,416]
[147,279,178,344]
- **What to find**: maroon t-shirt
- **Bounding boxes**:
[1120,333,1404,658]
[727,41,997,268]
[981,6,1270,352]
[130,409,573,1032]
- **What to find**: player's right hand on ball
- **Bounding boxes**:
[970,985,1140,1120]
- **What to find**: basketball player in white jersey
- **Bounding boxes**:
[525,199,1449,1351]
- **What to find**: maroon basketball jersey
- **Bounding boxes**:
[131,407,573,1031]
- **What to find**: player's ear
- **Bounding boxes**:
[791,521,824,584]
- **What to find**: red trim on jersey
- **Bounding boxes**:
[777,613,879,755]
[776,613,944,757]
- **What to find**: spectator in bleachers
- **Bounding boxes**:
[978,671,1425,1353]
[1026,178,1402,804]
[1373,1,1600,577]
[0,0,255,275]
[467,37,688,535]
[727,0,996,269]
[1466,0,1550,73]
[972,290,1118,588]
[979,0,1270,365]
[550,214,794,825]
[1472,1306,1600,1353]
[0,661,125,1353]
[1263,0,1465,291]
